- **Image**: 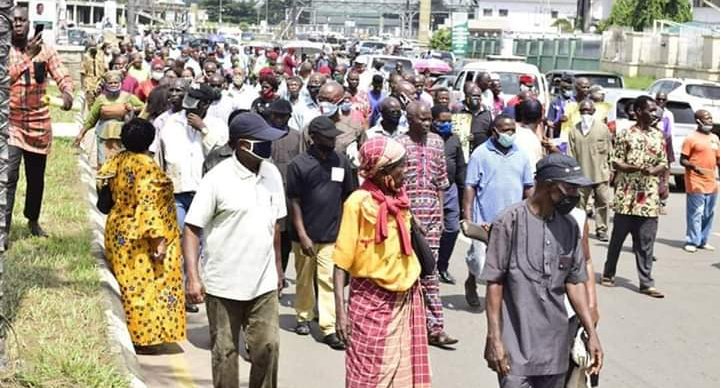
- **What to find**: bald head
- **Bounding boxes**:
[695,109,713,132]
[578,99,595,116]
[380,96,401,113]
[318,80,345,114]
[575,77,590,100]
[477,72,492,90]
[407,101,432,135]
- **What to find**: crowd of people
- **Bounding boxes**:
[7,5,720,388]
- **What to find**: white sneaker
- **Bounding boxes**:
[700,244,716,251]
[683,244,697,253]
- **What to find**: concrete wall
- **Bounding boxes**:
[600,30,720,82]
[471,0,577,33]
[57,45,85,87]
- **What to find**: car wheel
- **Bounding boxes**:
[672,175,685,192]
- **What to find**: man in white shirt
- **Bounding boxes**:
[183,113,287,388]
[366,97,407,139]
[514,99,546,172]
[227,67,257,112]
[159,83,223,242]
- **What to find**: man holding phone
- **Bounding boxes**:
[7,7,74,240]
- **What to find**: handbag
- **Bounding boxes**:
[96,175,115,215]
[410,218,436,277]
[460,220,490,243]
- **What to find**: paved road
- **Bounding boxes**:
[137,191,720,388]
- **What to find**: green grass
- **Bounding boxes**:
[624,75,656,91]
[0,139,128,387]
[47,84,81,124]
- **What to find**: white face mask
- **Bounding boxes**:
[319,101,340,117]
[151,71,164,81]
[581,113,594,128]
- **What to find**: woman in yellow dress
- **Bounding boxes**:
[98,118,186,352]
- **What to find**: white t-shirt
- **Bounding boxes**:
[515,125,544,173]
[565,207,587,318]
[185,157,287,301]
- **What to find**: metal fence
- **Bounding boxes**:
[467,36,602,72]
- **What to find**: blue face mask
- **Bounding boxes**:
[497,131,515,148]
[340,101,352,113]
[434,121,453,136]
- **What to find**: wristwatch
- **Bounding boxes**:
[200,126,209,136]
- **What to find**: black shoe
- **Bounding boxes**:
[323,333,346,350]
[464,275,481,307]
[185,303,199,313]
[438,271,456,284]
[596,232,609,242]
[295,321,311,336]
[28,221,48,237]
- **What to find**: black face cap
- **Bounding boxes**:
[535,153,593,187]
[308,116,342,138]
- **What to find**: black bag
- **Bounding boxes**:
[96,179,114,215]
[411,218,436,277]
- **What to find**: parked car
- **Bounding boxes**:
[450,61,549,107]
[604,88,650,136]
[431,75,456,90]
[648,78,720,131]
[354,54,415,75]
[546,70,624,95]
[358,40,387,55]
[67,29,88,47]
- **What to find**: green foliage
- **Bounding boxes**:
[551,19,574,33]
[430,28,451,51]
[625,75,656,90]
[605,0,693,31]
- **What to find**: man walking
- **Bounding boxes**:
[366,97,406,139]
[681,110,719,253]
[183,113,287,388]
[288,116,356,349]
[602,96,668,298]
[482,153,603,387]
[399,102,458,347]
[8,7,74,238]
[462,115,534,307]
[568,100,613,241]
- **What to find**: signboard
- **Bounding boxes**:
[451,12,468,57]
[103,1,117,28]
[29,0,56,41]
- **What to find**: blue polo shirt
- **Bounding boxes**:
[465,139,534,224]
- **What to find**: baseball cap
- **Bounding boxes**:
[267,99,293,116]
[308,116,342,138]
[228,112,287,143]
[182,83,221,109]
[535,153,592,187]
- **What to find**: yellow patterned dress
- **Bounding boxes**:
[99,151,186,346]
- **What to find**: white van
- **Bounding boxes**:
[450,61,549,108]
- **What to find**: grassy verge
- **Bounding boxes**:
[47,84,81,124]
[1,139,128,387]
[624,75,656,91]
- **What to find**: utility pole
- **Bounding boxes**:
[127,0,136,36]
[0,0,10,370]
[219,0,223,25]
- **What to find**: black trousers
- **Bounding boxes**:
[603,213,658,289]
[7,145,47,233]
[280,230,292,273]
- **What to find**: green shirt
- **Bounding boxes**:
[568,120,612,184]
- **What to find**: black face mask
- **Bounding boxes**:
[315,143,335,154]
[554,193,580,215]
[249,141,272,159]
[307,85,321,96]
[383,112,402,126]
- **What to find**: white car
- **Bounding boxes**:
[353,54,415,76]
[450,61,549,108]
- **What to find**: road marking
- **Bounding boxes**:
[166,351,195,388]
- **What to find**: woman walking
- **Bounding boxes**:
[333,136,431,388]
[98,118,186,352]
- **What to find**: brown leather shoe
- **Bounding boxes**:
[464,275,480,307]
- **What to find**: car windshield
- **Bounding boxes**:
[615,97,637,120]
[686,84,720,100]
[68,30,85,39]
[665,101,696,124]
[489,72,541,96]
[583,74,623,89]
[363,42,386,49]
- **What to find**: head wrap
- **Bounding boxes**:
[359,137,406,179]
[104,70,123,83]
[358,137,412,256]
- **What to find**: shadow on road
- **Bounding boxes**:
[141,362,213,387]
[595,273,640,294]
[712,263,719,270]
[654,237,686,250]
[187,324,211,350]
[442,294,485,314]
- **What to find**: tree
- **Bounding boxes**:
[604,0,692,31]
[199,0,259,25]
[430,28,451,51]
[551,18,574,33]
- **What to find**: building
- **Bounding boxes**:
[468,0,577,34]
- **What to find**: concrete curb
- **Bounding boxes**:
[77,152,147,388]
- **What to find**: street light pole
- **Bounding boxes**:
[219,0,222,25]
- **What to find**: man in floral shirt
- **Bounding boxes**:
[602,95,667,298]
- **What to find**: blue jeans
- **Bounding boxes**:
[686,192,717,247]
[175,192,196,231]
